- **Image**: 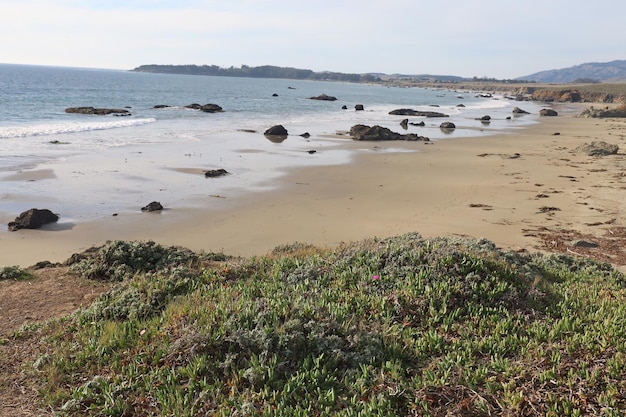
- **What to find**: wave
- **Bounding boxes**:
[0,118,157,139]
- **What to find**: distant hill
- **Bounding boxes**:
[518,60,626,83]
[132,64,381,83]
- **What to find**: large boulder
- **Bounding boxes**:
[575,141,619,156]
[309,94,337,101]
[65,107,130,116]
[512,107,530,114]
[8,208,59,231]
[389,109,449,117]
[540,109,558,116]
[349,125,429,141]
[264,125,288,136]
[440,122,456,130]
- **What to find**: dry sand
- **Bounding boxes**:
[2,105,626,268]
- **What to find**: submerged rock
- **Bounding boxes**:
[309,94,337,101]
[65,107,130,116]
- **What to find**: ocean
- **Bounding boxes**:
[0,63,541,223]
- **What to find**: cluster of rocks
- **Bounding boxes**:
[184,103,224,113]
[349,125,429,141]
[578,105,626,118]
[65,107,130,116]
[389,109,449,118]
[153,103,224,112]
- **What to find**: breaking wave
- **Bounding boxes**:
[0,118,157,139]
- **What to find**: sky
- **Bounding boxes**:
[1,0,625,79]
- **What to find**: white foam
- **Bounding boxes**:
[0,118,157,139]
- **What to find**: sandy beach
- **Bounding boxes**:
[2,104,626,268]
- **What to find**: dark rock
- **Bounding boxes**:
[272,93,279,97]
[457,104,465,107]
[575,141,619,156]
[141,201,163,212]
[205,169,229,178]
[8,208,59,231]
[400,119,409,130]
[200,104,223,113]
[410,121,426,127]
[341,105,348,110]
[184,103,224,113]
[572,239,599,248]
[349,125,429,142]
[300,132,311,138]
[389,109,449,117]
[512,107,530,114]
[153,104,171,109]
[479,115,491,121]
[440,122,456,129]
[307,150,317,154]
[540,108,558,116]
[65,107,130,116]
[309,94,337,101]
[264,125,288,136]
[355,104,365,111]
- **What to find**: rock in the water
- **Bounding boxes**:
[479,115,491,121]
[512,107,530,114]
[575,141,619,156]
[141,201,163,212]
[309,94,337,101]
[184,103,224,113]
[264,125,288,136]
[349,124,429,141]
[205,169,229,178]
[440,122,456,129]
[300,132,311,138]
[8,208,59,231]
[400,119,409,129]
[389,109,449,117]
[540,109,558,116]
[355,104,365,111]
[65,107,130,116]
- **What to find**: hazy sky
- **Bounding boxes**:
[1,0,624,79]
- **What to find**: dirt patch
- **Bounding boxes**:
[524,226,626,267]
[0,266,111,417]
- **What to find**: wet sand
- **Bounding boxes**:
[2,105,626,267]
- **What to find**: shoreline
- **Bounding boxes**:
[2,103,626,268]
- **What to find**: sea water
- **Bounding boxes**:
[0,63,542,222]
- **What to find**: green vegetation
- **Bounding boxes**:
[14,234,626,416]
[0,265,32,280]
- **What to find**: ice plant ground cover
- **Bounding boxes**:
[4,233,626,416]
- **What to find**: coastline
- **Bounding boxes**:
[2,103,626,268]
